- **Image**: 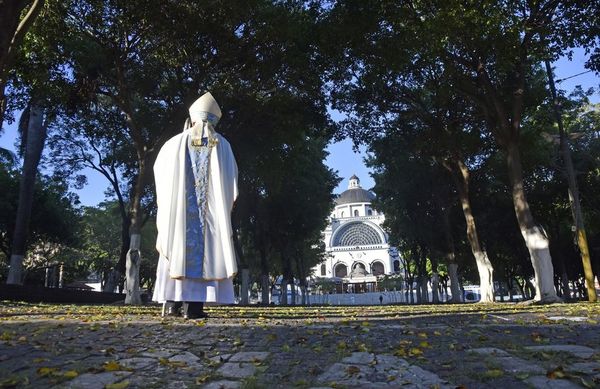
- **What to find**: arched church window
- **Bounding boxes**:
[320,264,326,276]
[367,209,372,216]
[371,261,385,276]
[393,260,400,272]
[332,222,383,247]
[354,210,359,217]
[334,264,347,278]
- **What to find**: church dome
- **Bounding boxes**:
[335,175,375,205]
[335,188,375,205]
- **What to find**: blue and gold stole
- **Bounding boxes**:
[184,136,213,278]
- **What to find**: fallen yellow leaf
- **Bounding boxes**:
[103,361,124,372]
[547,366,567,379]
[36,367,58,377]
[62,370,78,379]
[195,374,211,384]
[484,369,504,378]
[105,380,129,389]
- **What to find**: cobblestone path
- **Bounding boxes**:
[1,302,599,388]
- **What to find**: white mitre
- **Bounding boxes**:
[189,92,222,126]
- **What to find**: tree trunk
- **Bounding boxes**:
[259,245,270,305]
[561,268,571,300]
[448,264,461,302]
[445,158,495,302]
[125,183,144,305]
[415,280,422,304]
[240,268,250,305]
[124,232,141,304]
[441,276,449,302]
[552,218,571,299]
[431,258,439,303]
[515,278,525,299]
[404,264,415,304]
[441,205,462,302]
[421,277,429,303]
[302,284,308,306]
[505,141,559,302]
[103,215,129,293]
[280,277,288,306]
[115,210,131,273]
[524,278,536,300]
[102,269,119,292]
[545,60,596,302]
[431,271,439,303]
[290,277,296,306]
[261,273,270,305]
[124,159,146,304]
[295,254,307,306]
[7,104,47,284]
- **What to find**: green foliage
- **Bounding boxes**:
[0,161,81,282]
[378,274,403,291]
[77,201,157,289]
[312,277,337,294]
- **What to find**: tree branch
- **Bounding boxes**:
[5,0,45,69]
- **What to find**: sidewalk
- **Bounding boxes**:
[1,302,599,388]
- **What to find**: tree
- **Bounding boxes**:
[0,162,80,283]
[327,0,599,302]
[3,0,72,285]
[78,201,157,293]
[0,0,45,129]
[79,202,127,290]
[324,2,498,302]
[54,1,335,303]
[49,104,136,292]
[270,136,338,305]
[407,1,598,303]
[368,133,459,303]
[6,105,49,284]
[525,89,600,300]
[545,62,596,301]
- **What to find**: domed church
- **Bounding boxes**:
[313,175,400,293]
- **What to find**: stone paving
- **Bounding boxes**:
[0,302,599,388]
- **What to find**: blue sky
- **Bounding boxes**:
[1,48,599,207]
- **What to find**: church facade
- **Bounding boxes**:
[313,175,400,293]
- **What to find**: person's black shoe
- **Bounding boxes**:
[184,311,208,319]
[164,301,183,317]
[183,302,208,319]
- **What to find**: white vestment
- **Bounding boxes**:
[152,128,238,303]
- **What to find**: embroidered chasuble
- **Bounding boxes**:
[153,125,238,293]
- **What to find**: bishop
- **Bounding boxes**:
[152,92,238,319]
